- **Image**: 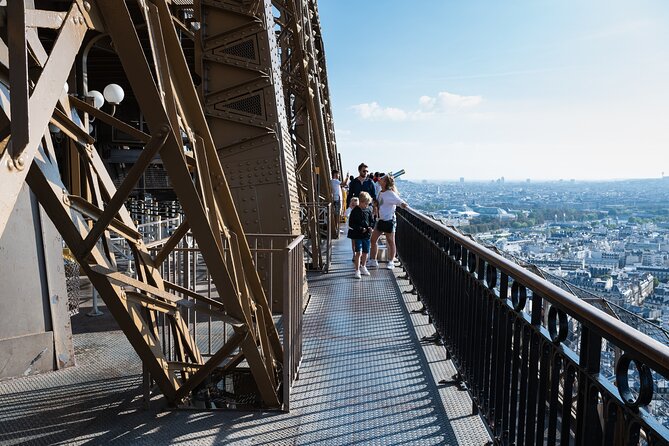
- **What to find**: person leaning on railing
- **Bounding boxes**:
[369,173,408,270]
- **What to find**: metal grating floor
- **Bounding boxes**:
[0,239,491,445]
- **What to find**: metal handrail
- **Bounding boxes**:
[142,231,304,409]
[396,207,669,444]
[402,207,669,376]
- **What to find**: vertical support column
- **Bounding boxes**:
[7,0,29,159]
[195,0,300,236]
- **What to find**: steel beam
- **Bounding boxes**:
[1,0,285,408]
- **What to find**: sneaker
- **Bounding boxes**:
[354,270,361,279]
[367,259,379,268]
[385,262,395,270]
[360,266,371,276]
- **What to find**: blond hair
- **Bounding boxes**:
[358,191,372,204]
[382,174,398,193]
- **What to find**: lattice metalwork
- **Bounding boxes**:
[273,0,340,269]
[64,256,81,316]
[0,0,288,408]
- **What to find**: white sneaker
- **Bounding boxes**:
[367,259,379,268]
[354,270,361,279]
[360,266,371,276]
[385,262,395,270]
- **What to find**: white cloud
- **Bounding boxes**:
[352,90,483,121]
[419,91,483,110]
[350,102,407,121]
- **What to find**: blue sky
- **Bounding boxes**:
[317,0,669,181]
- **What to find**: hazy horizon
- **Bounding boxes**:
[397,175,669,183]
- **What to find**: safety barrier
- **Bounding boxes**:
[396,207,669,445]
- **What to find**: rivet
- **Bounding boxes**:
[84,1,91,11]
[14,156,25,170]
[6,159,14,171]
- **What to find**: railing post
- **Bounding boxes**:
[283,243,291,411]
[575,325,603,444]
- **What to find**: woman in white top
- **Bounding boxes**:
[369,174,408,270]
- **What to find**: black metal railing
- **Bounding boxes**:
[396,208,669,445]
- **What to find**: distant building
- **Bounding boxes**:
[637,266,669,281]
[533,259,585,270]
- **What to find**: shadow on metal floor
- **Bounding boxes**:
[0,239,491,445]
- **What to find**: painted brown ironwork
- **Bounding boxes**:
[193,0,301,236]
[0,0,290,408]
[273,0,339,269]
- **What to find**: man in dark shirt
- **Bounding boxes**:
[346,163,377,208]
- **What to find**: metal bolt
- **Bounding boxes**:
[84,1,91,11]
[14,157,25,170]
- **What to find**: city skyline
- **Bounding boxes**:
[319,0,669,181]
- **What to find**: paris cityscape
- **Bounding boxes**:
[401,177,669,328]
[400,177,669,424]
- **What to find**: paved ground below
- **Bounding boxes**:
[0,239,491,445]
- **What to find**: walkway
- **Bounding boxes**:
[0,239,491,445]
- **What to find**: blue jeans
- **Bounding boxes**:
[354,238,371,253]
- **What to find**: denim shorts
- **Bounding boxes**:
[333,200,341,217]
[354,238,371,253]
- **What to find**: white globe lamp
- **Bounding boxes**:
[86,90,105,109]
[103,83,125,105]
